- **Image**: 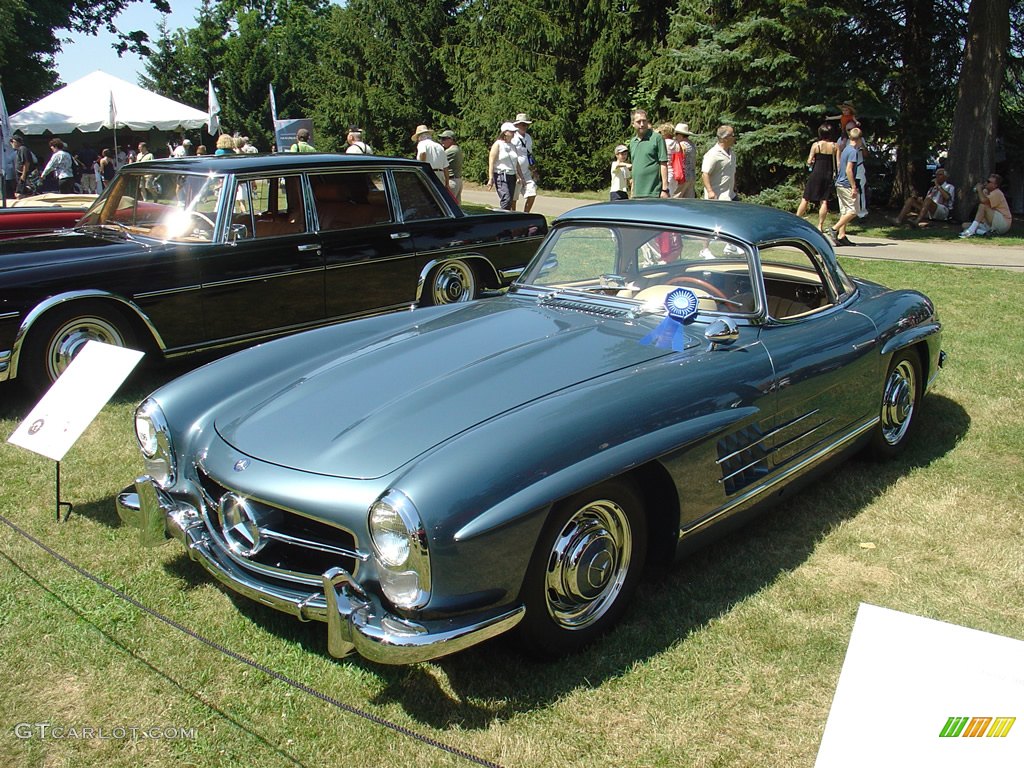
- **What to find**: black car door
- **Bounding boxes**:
[199,173,326,342]
[310,170,419,319]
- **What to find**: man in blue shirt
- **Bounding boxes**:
[830,127,862,247]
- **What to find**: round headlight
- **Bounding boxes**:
[133,399,176,487]
[135,410,159,457]
[369,500,411,567]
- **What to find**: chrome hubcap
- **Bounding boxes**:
[47,316,126,380]
[880,359,917,445]
[432,261,475,304]
[545,499,632,630]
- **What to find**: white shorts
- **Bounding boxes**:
[930,203,949,220]
[836,185,856,215]
[516,178,537,199]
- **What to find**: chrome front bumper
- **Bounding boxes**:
[117,476,524,665]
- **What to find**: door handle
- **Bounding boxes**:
[297,243,320,252]
[390,232,411,240]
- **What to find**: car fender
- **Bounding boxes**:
[9,289,164,379]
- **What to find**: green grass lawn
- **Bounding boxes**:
[1,259,1022,767]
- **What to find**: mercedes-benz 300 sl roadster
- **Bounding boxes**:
[118,199,944,664]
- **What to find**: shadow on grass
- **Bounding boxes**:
[170,393,967,731]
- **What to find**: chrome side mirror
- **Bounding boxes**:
[228,223,249,242]
[705,316,739,346]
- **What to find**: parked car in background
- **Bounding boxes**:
[118,199,944,665]
[0,193,96,239]
[0,153,546,392]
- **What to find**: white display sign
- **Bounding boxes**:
[816,603,1022,767]
[8,341,144,461]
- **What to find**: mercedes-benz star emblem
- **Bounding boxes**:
[220,493,266,557]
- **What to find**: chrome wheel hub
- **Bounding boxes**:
[47,316,126,380]
[432,262,474,304]
[545,499,632,630]
[880,359,917,445]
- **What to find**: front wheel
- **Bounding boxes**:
[865,349,922,460]
[424,260,478,305]
[517,479,647,658]
[21,303,137,394]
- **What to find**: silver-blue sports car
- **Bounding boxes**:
[119,199,944,664]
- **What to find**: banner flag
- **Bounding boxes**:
[208,79,220,135]
[269,83,278,123]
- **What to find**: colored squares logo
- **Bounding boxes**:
[940,716,1016,738]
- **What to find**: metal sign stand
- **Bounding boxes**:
[55,461,73,522]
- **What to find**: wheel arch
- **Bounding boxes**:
[10,290,164,379]
[416,253,501,303]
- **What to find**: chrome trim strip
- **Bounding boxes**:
[0,311,19,321]
[415,237,544,259]
[202,265,324,290]
[259,529,370,562]
[132,284,202,300]
[715,409,821,465]
[684,417,878,536]
[325,252,413,270]
[499,266,526,281]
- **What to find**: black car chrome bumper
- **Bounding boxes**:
[117,476,524,665]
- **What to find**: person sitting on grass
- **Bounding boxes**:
[891,168,955,227]
[960,173,1012,238]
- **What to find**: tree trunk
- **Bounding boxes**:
[892,0,938,206]
[946,0,1010,220]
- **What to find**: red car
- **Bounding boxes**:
[0,194,94,239]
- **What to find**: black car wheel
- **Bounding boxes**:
[866,349,921,459]
[425,260,477,305]
[22,303,137,393]
[518,479,647,657]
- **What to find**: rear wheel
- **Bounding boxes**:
[866,349,921,459]
[424,260,477,305]
[517,479,647,657]
[21,303,137,394]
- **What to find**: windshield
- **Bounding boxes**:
[520,223,759,315]
[79,171,225,243]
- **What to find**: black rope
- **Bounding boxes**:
[0,512,506,768]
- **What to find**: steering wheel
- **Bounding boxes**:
[188,211,216,235]
[666,276,745,308]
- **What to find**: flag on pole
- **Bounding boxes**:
[208,79,221,135]
[108,91,117,129]
[269,83,278,123]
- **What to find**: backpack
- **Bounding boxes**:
[671,150,685,183]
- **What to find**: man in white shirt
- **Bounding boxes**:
[701,125,737,200]
[511,113,538,213]
[345,129,372,154]
[412,125,449,186]
[891,167,955,227]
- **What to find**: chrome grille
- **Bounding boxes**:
[195,463,363,585]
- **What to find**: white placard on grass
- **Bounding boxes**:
[816,603,1022,767]
[8,341,144,462]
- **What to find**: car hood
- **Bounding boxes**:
[214,299,680,479]
[0,229,147,270]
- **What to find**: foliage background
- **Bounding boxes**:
[2,0,1023,206]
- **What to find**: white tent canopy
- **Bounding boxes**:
[10,70,209,135]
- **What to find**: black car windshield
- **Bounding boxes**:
[78,171,224,243]
[520,223,759,315]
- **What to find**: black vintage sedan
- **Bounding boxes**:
[0,154,546,392]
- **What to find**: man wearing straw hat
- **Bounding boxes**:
[511,113,538,213]
[412,124,449,186]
